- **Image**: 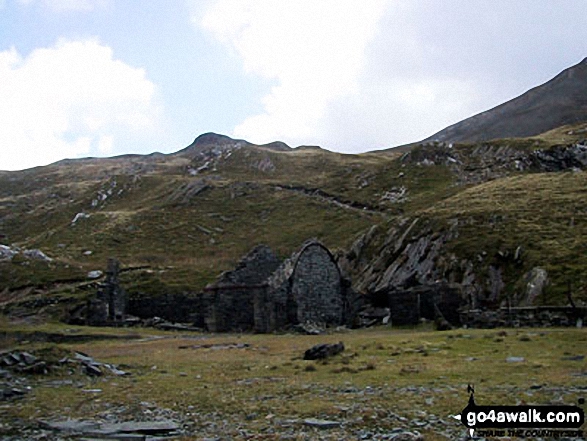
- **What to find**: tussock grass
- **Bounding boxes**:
[3,325,585,439]
[425,171,587,303]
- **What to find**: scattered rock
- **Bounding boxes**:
[178,342,250,350]
[0,245,17,261]
[303,342,345,360]
[154,321,202,332]
[87,270,103,279]
[506,356,525,363]
[381,186,408,203]
[303,418,340,429]
[0,246,52,263]
[71,212,91,225]
[293,321,325,335]
[522,267,548,306]
[83,363,102,376]
[388,430,424,440]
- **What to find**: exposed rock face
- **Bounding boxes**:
[521,267,548,306]
[204,240,358,332]
[344,217,507,327]
[402,141,587,185]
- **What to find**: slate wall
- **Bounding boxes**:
[291,243,344,325]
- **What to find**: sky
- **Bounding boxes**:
[0,1,586,171]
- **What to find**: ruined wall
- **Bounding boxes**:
[205,286,267,332]
[372,283,462,326]
[291,243,344,325]
[215,245,281,286]
[128,292,202,324]
[461,306,587,328]
[85,258,127,326]
[195,241,355,332]
[204,245,281,332]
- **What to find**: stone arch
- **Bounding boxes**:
[290,240,344,325]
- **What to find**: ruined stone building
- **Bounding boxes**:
[69,258,128,326]
[203,240,359,332]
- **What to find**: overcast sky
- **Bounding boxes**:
[1,0,586,170]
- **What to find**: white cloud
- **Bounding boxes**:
[200,0,388,146]
[197,1,527,151]
[0,39,161,170]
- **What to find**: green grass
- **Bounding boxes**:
[1,133,587,315]
[1,323,585,439]
[425,171,587,303]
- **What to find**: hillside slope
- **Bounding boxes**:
[1,126,587,323]
[423,57,587,143]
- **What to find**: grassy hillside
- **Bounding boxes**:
[425,171,587,303]
[1,126,587,318]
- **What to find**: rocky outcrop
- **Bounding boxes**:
[0,245,52,262]
[403,141,587,185]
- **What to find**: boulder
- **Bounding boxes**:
[303,342,344,360]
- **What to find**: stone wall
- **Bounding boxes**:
[461,306,587,328]
[204,245,281,332]
[204,286,267,332]
[205,240,356,333]
[127,292,202,324]
[291,242,344,325]
[84,258,127,326]
[372,283,462,326]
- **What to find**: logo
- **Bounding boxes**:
[452,385,585,438]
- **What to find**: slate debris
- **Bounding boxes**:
[39,418,180,437]
[303,418,341,429]
[72,351,130,377]
[303,342,345,360]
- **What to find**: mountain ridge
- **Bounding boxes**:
[422,57,587,144]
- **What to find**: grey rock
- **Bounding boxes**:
[303,342,344,360]
[75,352,96,364]
[388,431,424,441]
[98,420,180,435]
[107,366,129,376]
[71,212,91,224]
[40,418,179,436]
[87,270,103,279]
[523,268,548,306]
[39,419,101,433]
[302,418,340,429]
[84,364,103,376]
[19,361,48,375]
[293,321,324,335]
[561,355,585,361]
[0,245,17,261]
[20,352,37,365]
[506,356,525,363]
[22,249,52,262]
